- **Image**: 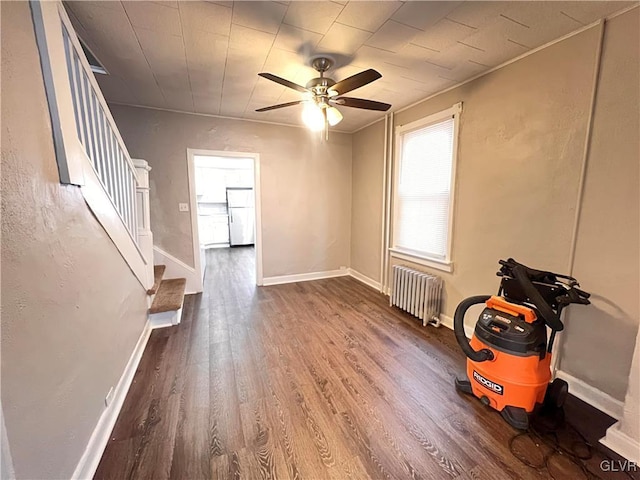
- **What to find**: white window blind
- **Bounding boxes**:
[395,116,455,261]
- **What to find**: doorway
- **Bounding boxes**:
[187,149,263,288]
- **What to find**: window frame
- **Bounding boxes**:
[390,102,462,273]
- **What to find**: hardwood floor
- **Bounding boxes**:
[95,247,636,480]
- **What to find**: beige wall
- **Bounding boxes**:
[560,10,640,400]
[1,3,149,479]
[351,119,385,282]
[110,105,352,278]
[366,24,599,305]
[352,11,639,401]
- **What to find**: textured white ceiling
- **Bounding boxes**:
[65,1,633,132]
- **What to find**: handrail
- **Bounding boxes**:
[58,6,138,180]
[31,1,151,289]
[60,19,139,242]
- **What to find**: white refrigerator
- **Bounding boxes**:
[227,188,255,246]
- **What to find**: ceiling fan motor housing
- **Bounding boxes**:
[306,77,336,94]
[307,57,338,101]
[311,56,333,73]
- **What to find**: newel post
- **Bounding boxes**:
[133,158,154,287]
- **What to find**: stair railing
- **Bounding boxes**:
[30,1,152,289]
[134,159,154,288]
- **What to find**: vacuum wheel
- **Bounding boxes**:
[544,378,569,409]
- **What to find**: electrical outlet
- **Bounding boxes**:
[105,386,114,407]
[179,202,189,212]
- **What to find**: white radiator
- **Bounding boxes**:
[390,265,443,327]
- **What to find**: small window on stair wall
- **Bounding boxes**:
[77,35,108,75]
[391,103,462,272]
[32,1,139,239]
[31,1,150,289]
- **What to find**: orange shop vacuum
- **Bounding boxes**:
[454,258,591,430]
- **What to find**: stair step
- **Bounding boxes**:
[147,265,166,295]
[149,278,186,314]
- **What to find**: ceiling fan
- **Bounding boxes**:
[255,56,391,138]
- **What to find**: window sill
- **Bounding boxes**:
[389,248,453,273]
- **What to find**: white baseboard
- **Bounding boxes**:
[600,422,640,463]
[440,313,475,339]
[555,370,624,420]
[71,309,183,480]
[348,269,382,291]
[149,306,183,329]
[72,320,152,480]
[262,269,349,286]
[153,246,200,294]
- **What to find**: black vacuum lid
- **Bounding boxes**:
[474,307,547,357]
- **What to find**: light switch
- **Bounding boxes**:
[179,203,189,212]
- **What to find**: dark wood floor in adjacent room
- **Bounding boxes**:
[95,247,635,480]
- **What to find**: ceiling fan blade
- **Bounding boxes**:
[258,73,308,93]
[329,69,382,95]
[332,97,391,111]
[255,100,305,112]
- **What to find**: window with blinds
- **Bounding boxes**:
[393,104,460,265]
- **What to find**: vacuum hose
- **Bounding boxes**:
[454,295,494,362]
[512,265,564,332]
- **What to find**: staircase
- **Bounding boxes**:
[30,3,187,329]
[147,265,187,328]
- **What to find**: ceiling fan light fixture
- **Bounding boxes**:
[256,57,389,132]
[326,106,343,126]
[302,103,325,131]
